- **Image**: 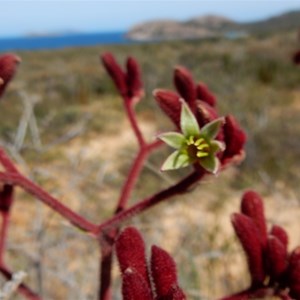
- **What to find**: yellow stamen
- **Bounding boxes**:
[194,138,204,146]
[197,152,209,158]
[197,143,209,150]
[187,136,195,145]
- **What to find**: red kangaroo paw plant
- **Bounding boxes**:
[221,190,300,300]
[154,66,246,174]
[116,227,186,300]
[0,51,247,300]
[0,53,21,98]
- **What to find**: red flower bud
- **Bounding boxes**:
[153,89,181,129]
[0,184,14,213]
[289,246,300,268]
[288,262,300,299]
[101,52,128,97]
[121,268,153,300]
[116,227,150,289]
[270,225,288,250]
[151,245,185,299]
[174,66,197,113]
[231,213,265,286]
[266,236,287,280]
[195,100,219,127]
[241,191,267,247]
[287,246,300,294]
[126,57,144,103]
[0,54,21,98]
[222,115,246,165]
[196,82,216,107]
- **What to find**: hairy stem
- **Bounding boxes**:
[0,148,18,173]
[0,213,9,264]
[0,172,98,235]
[124,101,145,147]
[98,169,204,231]
[115,140,162,213]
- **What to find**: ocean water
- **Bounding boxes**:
[0,31,130,52]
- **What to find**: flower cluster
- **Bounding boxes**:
[159,100,225,173]
[116,227,186,300]
[230,191,300,299]
[154,66,246,174]
[101,53,144,104]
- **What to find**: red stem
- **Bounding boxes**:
[115,140,162,213]
[0,213,9,264]
[123,101,145,147]
[0,172,98,235]
[0,265,41,300]
[115,149,147,213]
[0,148,18,173]
[98,139,162,300]
[98,169,204,231]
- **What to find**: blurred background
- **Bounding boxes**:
[0,1,300,299]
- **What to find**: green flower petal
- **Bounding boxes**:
[158,132,186,149]
[200,118,224,140]
[180,100,200,137]
[199,155,220,174]
[210,140,225,154]
[161,150,190,171]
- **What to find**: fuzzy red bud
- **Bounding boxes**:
[101,52,128,97]
[116,227,150,288]
[241,191,267,247]
[222,115,246,165]
[126,57,144,103]
[122,268,153,300]
[153,89,181,129]
[174,66,197,112]
[231,213,265,286]
[151,245,185,298]
[270,225,288,250]
[266,236,287,279]
[196,82,216,107]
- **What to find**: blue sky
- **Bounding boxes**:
[1,1,300,37]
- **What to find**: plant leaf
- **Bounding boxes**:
[200,118,224,140]
[210,140,225,153]
[199,155,220,174]
[180,100,200,137]
[158,132,186,149]
[161,150,190,171]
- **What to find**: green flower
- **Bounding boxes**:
[159,100,225,174]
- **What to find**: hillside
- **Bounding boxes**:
[127,10,300,41]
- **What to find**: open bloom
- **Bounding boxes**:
[154,65,246,173]
[159,100,225,173]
